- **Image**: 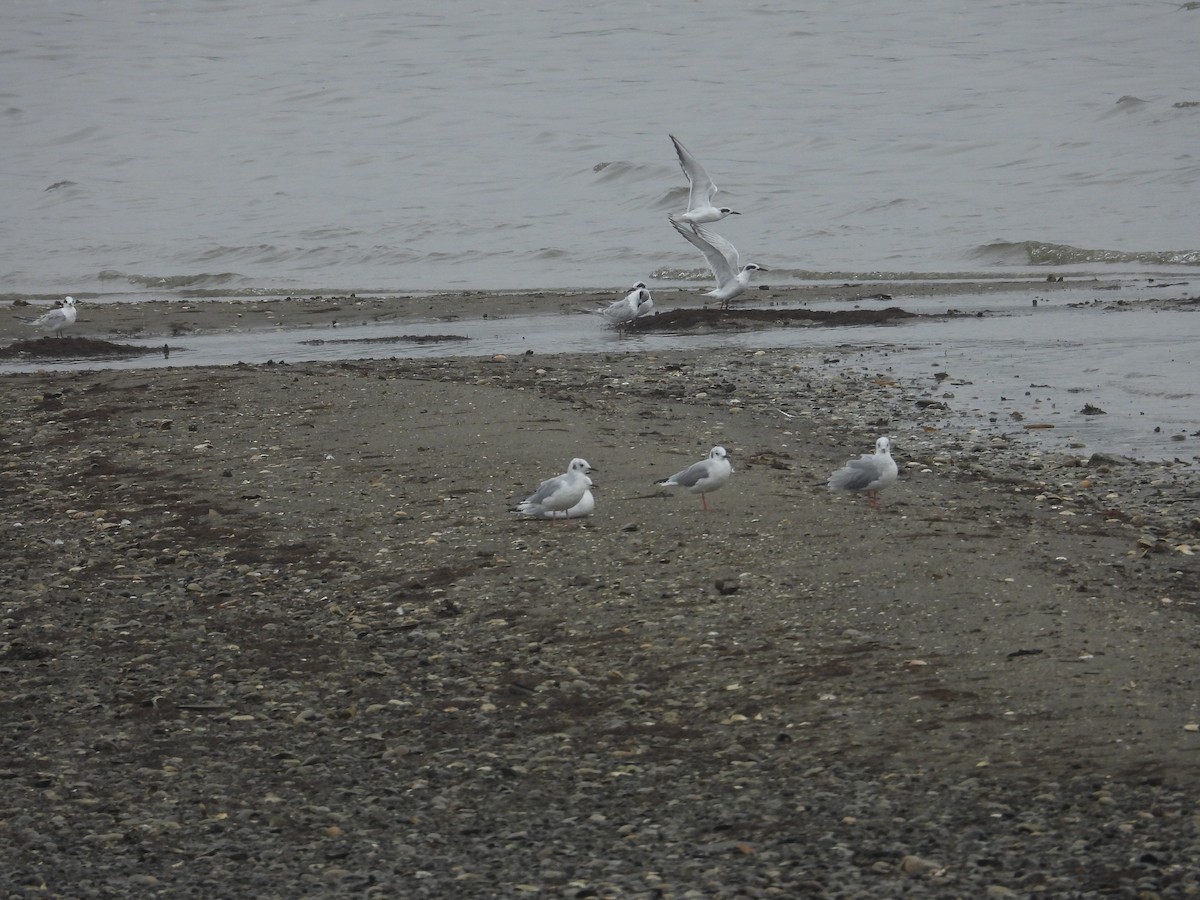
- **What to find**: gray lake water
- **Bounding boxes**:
[3,0,1198,297]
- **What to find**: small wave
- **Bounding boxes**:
[652,186,691,210]
[650,266,1026,284]
[589,160,662,184]
[971,241,1200,267]
[193,244,291,264]
[352,247,424,265]
[53,126,102,145]
[38,180,87,203]
[650,267,712,282]
[98,270,245,288]
[850,197,912,216]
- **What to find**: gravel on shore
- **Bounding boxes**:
[2,296,1199,897]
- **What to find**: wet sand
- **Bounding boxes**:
[0,277,1135,342]
[2,284,1200,896]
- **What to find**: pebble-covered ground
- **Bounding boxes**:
[2,338,1198,898]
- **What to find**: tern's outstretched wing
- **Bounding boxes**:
[670,134,719,214]
[670,217,739,288]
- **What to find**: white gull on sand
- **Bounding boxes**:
[27,296,77,338]
[669,135,740,225]
[515,458,595,521]
[656,445,732,511]
[827,437,898,508]
[669,218,766,308]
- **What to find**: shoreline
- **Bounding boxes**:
[0,277,1160,342]
[5,280,1197,467]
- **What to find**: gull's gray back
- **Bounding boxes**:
[829,458,877,491]
[670,461,708,488]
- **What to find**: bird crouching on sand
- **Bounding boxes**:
[528,489,594,520]
[600,283,653,327]
[514,458,596,523]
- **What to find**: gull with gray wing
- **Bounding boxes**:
[656,446,732,511]
[827,437,898,508]
[514,458,596,523]
[26,296,77,338]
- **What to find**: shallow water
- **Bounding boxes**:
[847,306,1200,463]
[3,1,1198,297]
[7,287,1196,463]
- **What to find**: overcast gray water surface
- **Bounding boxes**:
[3,0,1198,297]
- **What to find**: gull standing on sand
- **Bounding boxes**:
[670,217,766,308]
[827,437,898,508]
[656,446,732,511]
[514,458,596,522]
[669,135,740,225]
[600,283,653,326]
[26,296,77,338]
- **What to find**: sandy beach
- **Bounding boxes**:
[2,286,1199,897]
